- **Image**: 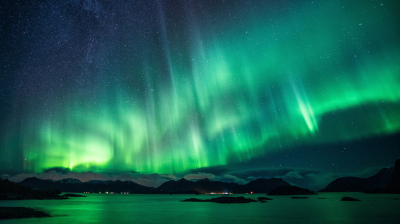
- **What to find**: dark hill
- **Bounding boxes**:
[319,177,366,192]
[366,159,400,194]
[156,178,290,194]
[20,177,154,194]
[387,159,400,190]
[320,159,397,193]
[156,178,199,193]
[18,177,292,194]
[21,177,83,192]
[0,178,66,200]
[245,178,290,193]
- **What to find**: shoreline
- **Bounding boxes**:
[0,207,51,219]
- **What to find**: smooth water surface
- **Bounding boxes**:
[1,193,399,223]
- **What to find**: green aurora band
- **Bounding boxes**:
[4,1,400,174]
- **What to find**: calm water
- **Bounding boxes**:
[1,193,399,223]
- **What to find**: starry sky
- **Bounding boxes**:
[1,0,399,190]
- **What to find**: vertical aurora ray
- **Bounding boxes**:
[2,0,400,174]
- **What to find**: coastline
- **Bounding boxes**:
[0,207,50,219]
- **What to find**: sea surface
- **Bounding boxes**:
[1,193,399,223]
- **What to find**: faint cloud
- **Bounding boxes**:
[229,167,321,180]
[281,171,304,179]
[218,174,247,185]
[184,173,216,180]
[189,166,231,176]
[43,167,71,174]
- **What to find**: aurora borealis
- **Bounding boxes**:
[1,0,400,188]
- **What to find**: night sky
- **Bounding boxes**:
[1,0,399,190]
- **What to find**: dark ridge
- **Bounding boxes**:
[0,178,66,200]
[19,177,291,194]
[320,159,400,193]
[244,178,290,193]
[157,178,290,194]
[20,178,154,194]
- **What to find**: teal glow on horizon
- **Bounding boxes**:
[3,1,399,174]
